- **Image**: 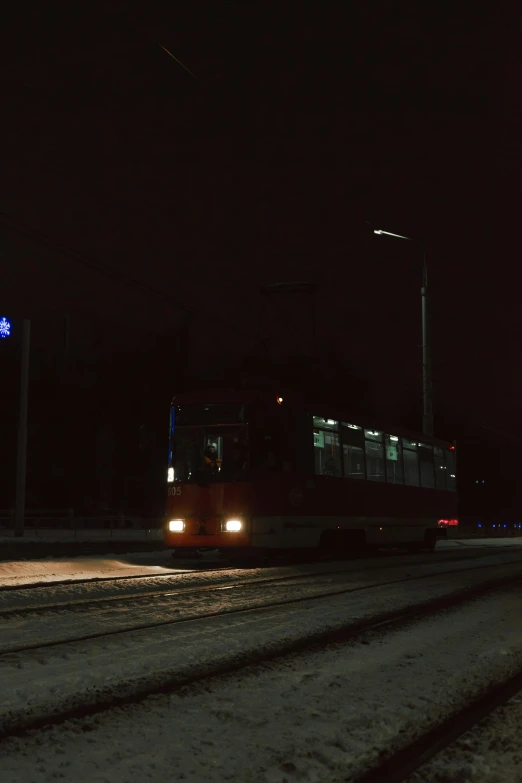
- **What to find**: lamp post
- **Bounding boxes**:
[0,315,30,535]
[373,229,433,437]
[15,320,31,537]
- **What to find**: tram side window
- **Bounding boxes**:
[403,439,420,486]
[385,435,403,484]
[342,423,365,479]
[313,427,342,477]
[364,430,385,482]
[343,444,365,479]
[434,446,446,490]
[418,444,435,488]
[445,449,457,491]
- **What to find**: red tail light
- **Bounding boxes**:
[439,519,458,527]
[448,518,458,526]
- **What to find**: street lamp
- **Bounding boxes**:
[374,229,433,437]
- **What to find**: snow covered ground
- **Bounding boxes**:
[407,690,522,783]
[1,542,522,781]
[2,548,522,649]
[1,538,522,589]
[0,548,192,587]
[1,586,522,783]
[2,544,522,615]
[1,553,522,737]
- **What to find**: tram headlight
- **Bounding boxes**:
[225,519,242,532]
[168,519,185,532]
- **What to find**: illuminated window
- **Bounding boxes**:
[342,422,362,431]
[419,444,435,489]
[365,437,385,482]
[341,423,365,479]
[314,428,342,476]
[343,444,365,479]
[385,434,403,484]
[364,429,383,442]
[313,416,339,431]
[403,439,420,487]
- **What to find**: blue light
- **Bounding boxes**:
[503,524,507,528]
[477,523,482,528]
[492,524,496,528]
[168,407,176,463]
[0,317,11,339]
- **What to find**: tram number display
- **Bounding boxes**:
[168,486,182,496]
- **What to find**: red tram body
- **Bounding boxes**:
[165,388,457,555]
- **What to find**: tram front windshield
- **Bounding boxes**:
[170,404,249,483]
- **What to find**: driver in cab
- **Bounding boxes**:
[204,441,222,473]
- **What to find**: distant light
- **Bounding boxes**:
[276,396,283,405]
[503,524,507,528]
[492,524,496,528]
[0,317,11,339]
[477,523,482,528]
[448,519,459,526]
[389,435,399,442]
[449,445,455,451]
[167,467,174,483]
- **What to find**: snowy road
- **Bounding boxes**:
[1,542,522,782]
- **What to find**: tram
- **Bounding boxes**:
[165,388,457,556]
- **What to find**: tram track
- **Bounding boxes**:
[355,665,522,783]
[2,552,521,621]
[0,560,520,659]
[2,547,521,619]
[0,543,515,594]
[1,572,521,744]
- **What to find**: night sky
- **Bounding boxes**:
[1,4,520,508]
